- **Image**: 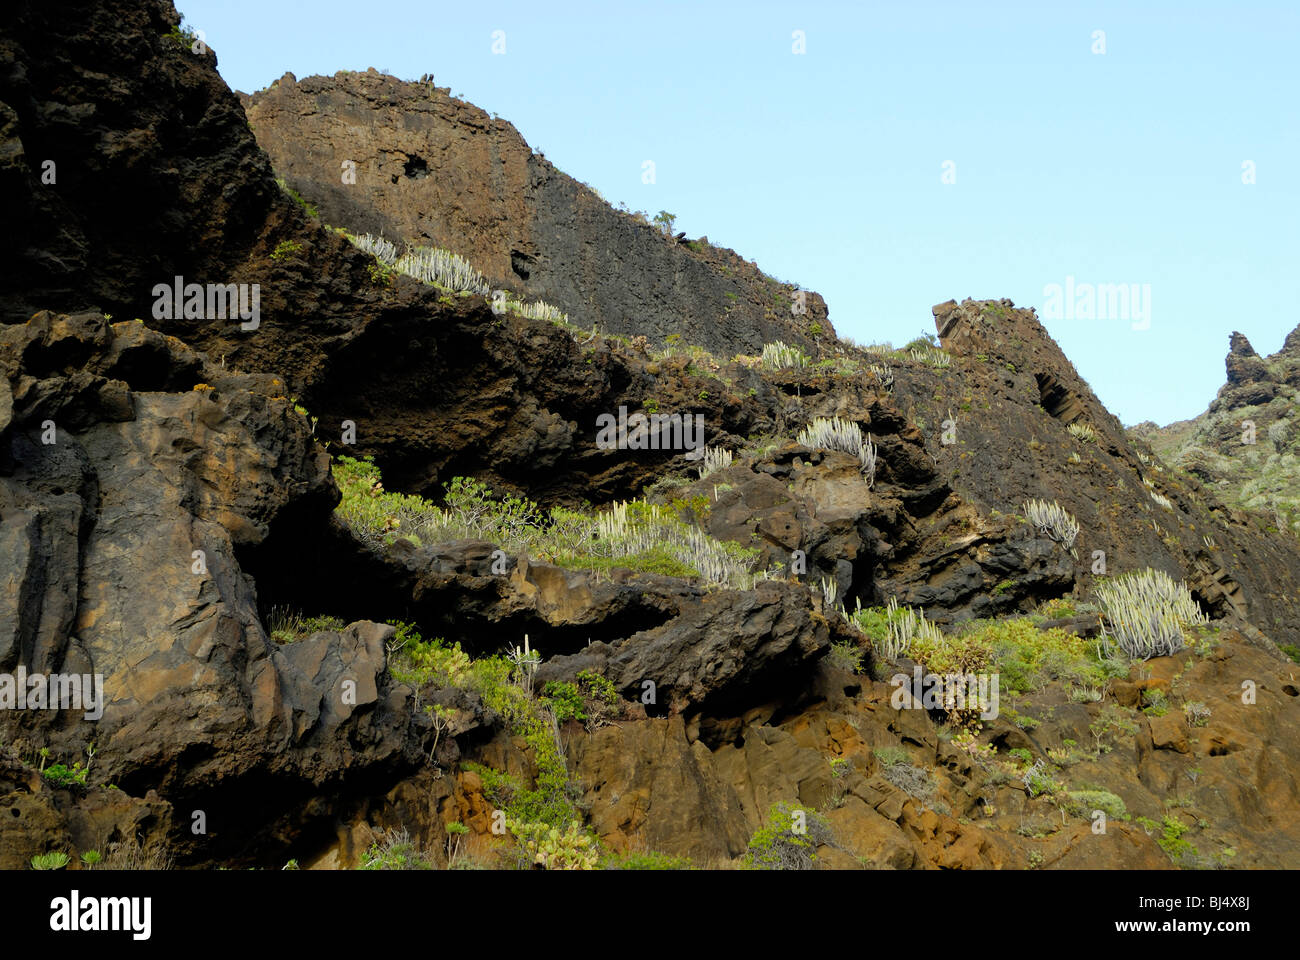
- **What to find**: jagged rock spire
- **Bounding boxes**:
[1226,330,1268,386]
[1281,320,1300,359]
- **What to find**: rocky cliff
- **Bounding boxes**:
[1131,323,1300,549]
[2,0,1299,873]
[242,70,832,356]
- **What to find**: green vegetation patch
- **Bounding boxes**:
[743,802,834,870]
[333,456,759,588]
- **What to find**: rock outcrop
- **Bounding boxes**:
[894,299,1300,649]
[0,311,427,862]
[243,70,832,356]
[2,0,1299,874]
[1133,320,1300,564]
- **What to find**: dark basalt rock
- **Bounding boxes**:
[243,70,833,357]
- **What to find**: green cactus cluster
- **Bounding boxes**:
[1095,567,1208,660]
[760,340,810,371]
[797,416,878,483]
[507,819,599,870]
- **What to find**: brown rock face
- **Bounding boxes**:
[0,0,281,323]
[0,747,173,870]
[0,312,424,862]
[6,0,1300,874]
[243,70,833,356]
[907,298,1300,650]
[1225,331,1268,387]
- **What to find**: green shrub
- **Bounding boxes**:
[389,632,472,689]
[1156,815,1197,860]
[1062,790,1128,820]
[601,850,692,870]
[1022,760,1062,798]
[275,179,319,218]
[1089,704,1139,754]
[543,681,586,724]
[385,621,574,830]
[872,746,910,767]
[461,762,521,809]
[1142,687,1169,716]
[270,239,303,262]
[577,669,618,707]
[333,457,758,588]
[31,852,71,870]
[41,763,87,789]
[918,618,1103,697]
[267,607,347,644]
[742,803,833,870]
[359,828,434,870]
[826,639,864,674]
[162,21,198,51]
[652,211,677,236]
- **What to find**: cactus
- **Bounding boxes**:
[512,298,568,323]
[819,576,838,609]
[761,340,810,370]
[1095,568,1207,660]
[909,346,952,368]
[507,635,541,694]
[882,596,943,660]
[868,362,894,391]
[846,596,941,661]
[394,244,491,294]
[1022,498,1080,551]
[508,819,598,870]
[591,501,756,588]
[697,446,733,480]
[1067,422,1097,443]
[797,416,878,485]
[350,232,398,264]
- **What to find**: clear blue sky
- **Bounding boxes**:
[183,0,1298,427]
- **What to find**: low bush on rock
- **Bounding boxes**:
[1060,789,1129,821]
[600,850,693,870]
[360,828,435,870]
[334,456,759,587]
[742,802,834,870]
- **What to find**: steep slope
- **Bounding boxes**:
[885,299,1300,651]
[1131,325,1300,545]
[242,70,832,356]
[2,0,1299,874]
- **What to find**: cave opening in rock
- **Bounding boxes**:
[403,155,429,179]
[1034,371,1076,420]
[510,249,534,281]
[1188,587,1222,621]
